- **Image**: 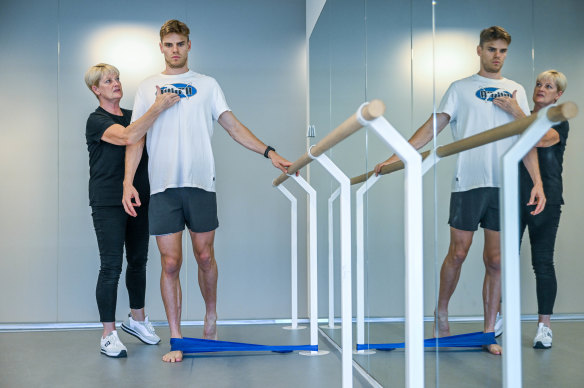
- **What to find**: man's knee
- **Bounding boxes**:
[484,253,501,273]
[447,243,470,267]
[161,254,182,275]
[195,249,214,271]
[448,228,474,266]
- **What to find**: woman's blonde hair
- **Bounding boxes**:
[537,69,567,93]
[84,63,120,97]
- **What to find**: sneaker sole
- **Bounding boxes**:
[121,323,161,345]
[533,341,552,349]
[101,349,127,358]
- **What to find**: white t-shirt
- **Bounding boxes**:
[438,74,530,192]
[131,71,230,195]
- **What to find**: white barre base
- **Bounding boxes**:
[299,350,330,356]
[282,325,307,330]
[319,324,341,329]
[353,349,376,355]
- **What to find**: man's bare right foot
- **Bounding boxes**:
[203,314,217,340]
[162,350,183,362]
[433,312,450,337]
[483,343,502,355]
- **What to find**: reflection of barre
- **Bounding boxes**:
[350,101,578,185]
[272,99,386,187]
[500,103,578,388]
[348,101,577,388]
[272,100,387,388]
[324,188,341,329]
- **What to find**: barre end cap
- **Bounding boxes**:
[548,101,578,122]
[362,99,386,121]
[273,173,287,187]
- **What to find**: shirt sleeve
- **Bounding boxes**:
[515,85,531,115]
[553,120,569,145]
[131,86,149,123]
[211,79,231,121]
[438,82,458,122]
[86,111,115,145]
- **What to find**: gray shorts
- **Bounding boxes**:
[149,187,219,236]
[448,187,500,232]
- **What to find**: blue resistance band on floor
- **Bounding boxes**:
[171,337,318,354]
[356,331,496,351]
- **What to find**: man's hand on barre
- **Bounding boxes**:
[374,154,400,176]
[267,150,294,174]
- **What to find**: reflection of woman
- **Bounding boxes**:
[84,63,178,357]
[495,70,568,349]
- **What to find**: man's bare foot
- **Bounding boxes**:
[483,343,502,355]
[203,314,217,340]
[433,312,450,337]
[162,350,183,362]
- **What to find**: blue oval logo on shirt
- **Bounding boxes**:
[160,83,197,99]
[475,87,512,102]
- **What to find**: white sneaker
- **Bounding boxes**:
[100,330,127,358]
[495,312,503,338]
[121,313,161,345]
[533,322,552,349]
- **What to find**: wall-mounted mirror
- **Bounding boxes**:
[310,0,584,386]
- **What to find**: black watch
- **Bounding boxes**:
[264,145,275,158]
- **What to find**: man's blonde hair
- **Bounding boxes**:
[479,26,511,47]
[160,19,190,41]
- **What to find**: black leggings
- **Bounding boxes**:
[520,204,561,315]
[91,205,149,322]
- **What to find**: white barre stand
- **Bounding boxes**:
[308,148,353,388]
[353,105,424,388]
[276,184,306,331]
[275,175,327,356]
[500,104,561,388]
[273,100,386,388]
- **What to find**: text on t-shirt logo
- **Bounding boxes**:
[160,83,197,99]
[475,87,512,102]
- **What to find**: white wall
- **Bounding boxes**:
[0,0,307,323]
[0,0,60,322]
[1,0,581,326]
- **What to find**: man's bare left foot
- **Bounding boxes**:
[203,314,217,340]
[433,312,450,337]
[162,350,183,362]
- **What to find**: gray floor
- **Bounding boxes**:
[322,320,584,387]
[3,321,583,388]
[0,324,371,388]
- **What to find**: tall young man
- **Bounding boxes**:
[123,19,293,362]
[374,26,546,354]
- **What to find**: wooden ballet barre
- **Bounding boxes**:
[350,101,578,185]
[350,150,432,185]
[272,99,386,187]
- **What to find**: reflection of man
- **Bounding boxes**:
[374,26,545,355]
[123,19,292,363]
